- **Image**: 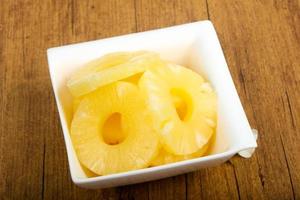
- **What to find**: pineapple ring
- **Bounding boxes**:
[150,142,210,166]
[71,82,160,175]
[72,73,144,114]
[67,51,160,97]
[139,64,217,155]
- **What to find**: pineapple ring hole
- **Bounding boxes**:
[102,112,127,145]
[170,88,191,121]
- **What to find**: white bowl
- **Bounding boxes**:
[47,20,257,189]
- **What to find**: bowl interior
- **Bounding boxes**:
[47,21,256,179]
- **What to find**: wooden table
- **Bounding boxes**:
[1,0,299,199]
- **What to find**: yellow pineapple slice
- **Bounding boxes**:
[67,51,160,97]
[122,72,144,85]
[72,73,144,114]
[81,165,98,177]
[71,82,160,175]
[68,52,139,83]
[150,142,210,166]
[72,73,144,116]
[73,97,82,114]
[150,94,212,166]
[139,63,217,155]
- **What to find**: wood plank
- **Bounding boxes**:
[275,2,300,198]
[187,163,240,200]
[135,0,208,32]
[148,175,186,200]
[0,0,48,198]
[207,0,300,199]
[0,1,5,196]
[71,0,136,42]
[41,0,138,199]
[118,183,149,200]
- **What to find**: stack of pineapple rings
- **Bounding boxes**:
[68,51,217,176]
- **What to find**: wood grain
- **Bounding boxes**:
[207,0,300,199]
[0,0,299,199]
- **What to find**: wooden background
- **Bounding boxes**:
[0,0,299,199]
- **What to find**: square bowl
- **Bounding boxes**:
[47,20,257,189]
